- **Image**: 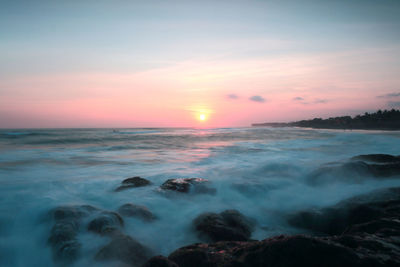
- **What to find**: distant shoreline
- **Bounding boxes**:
[252,109,400,130]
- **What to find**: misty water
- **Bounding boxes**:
[0,127,400,266]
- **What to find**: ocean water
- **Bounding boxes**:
[0,127,400,266]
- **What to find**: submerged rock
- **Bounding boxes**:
[193,209,254,242]
[49,204,98,222]
[48,220,81,262]
[160,178,216,194]
[166,235,361,267]
[288,187,400,235]
[143,187,400,267]
[88,211,124,235]
[308,154,400,185]
[47,205,98,263]
[308,161,373,184]
[118,203,157,222]
[115,176,152,192]
[351,154,400,163]
[143,256,179,267]
[95,234,153,266]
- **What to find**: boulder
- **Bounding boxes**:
[49,205,98,222]
[118,203,156,222]
[143,256,179,267]
[351,154,400,163]
[288,187,400,235]
[167,235,362,267]
[115,176,151,192]
[146,187,400,267]
[160,178,216,194]
[308,154,400,185]
[48,220,81,262]
[193,209,254,242]
[47,205,98,263]
[95,234,153,266]
[307,161,373,185]
[88,211,124,235]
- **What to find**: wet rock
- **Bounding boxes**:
[351,154,400,163]
[288,187,400,235]
[168,235,362,267]
[118,203,156,222]
[193,209,254,242]
[88,211,124,235]
[143,256,179,267]
[47,205,98,263]
[164,186,400,267]
[307,161,373,185]
[48,220,81,262]
[49,205,98,222]
[160,178,216,194]
[95,234,152,266]
[308,154,400,185]
[115,176,151,192]
[369,162,400,177]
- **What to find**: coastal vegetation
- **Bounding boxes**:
[253,109,400,130]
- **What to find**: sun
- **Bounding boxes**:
[199,114,206,121]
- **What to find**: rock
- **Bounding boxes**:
[88,211,124,235]
[115,176,151,192]
[167,235,362,267]
[118,203,156,222]
[308,154,400,185]
[160,178,216,194]
[95,234,153,266]
[164,187,400,267]
[369,162,400,177]
[48,220,81,262]
[143,256,179,267]
[307,161,373,185]
[49,205,98,222]
[288,187,400,235]
[351,154,400,163]
[47,205,98,263]
[193,209,254,242]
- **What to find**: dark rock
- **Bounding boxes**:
[160,178,216,194]
[48,220,81,262]
[307,161,373,185]
[118,203,156,222]
[168,235,362,267]
[308,154,400,185]
[369,162,400,177]
[143,256,179,267]
[95,234,152,266]
[47,205,98,263]
[115,176,151,192]
[88,211,124,235]
[164,186,400,267]
[49,205,98,222]
[288,187,400,235]
[193,209,254,242]
[351,154,400,163]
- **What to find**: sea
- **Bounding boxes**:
[0,127,399,266]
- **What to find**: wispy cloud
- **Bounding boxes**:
[249,95,266,103]
[292,97,328,105]
[377,92,400,98]
[314,98,328,104]
[227,94,239,99]
[388,101,400,108]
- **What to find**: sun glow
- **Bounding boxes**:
[199,114,206,121]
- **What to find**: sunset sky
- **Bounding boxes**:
[1,0,400,128]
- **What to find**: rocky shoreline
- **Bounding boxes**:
[46,154,400,266]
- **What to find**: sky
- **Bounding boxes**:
[1,0,400,128]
